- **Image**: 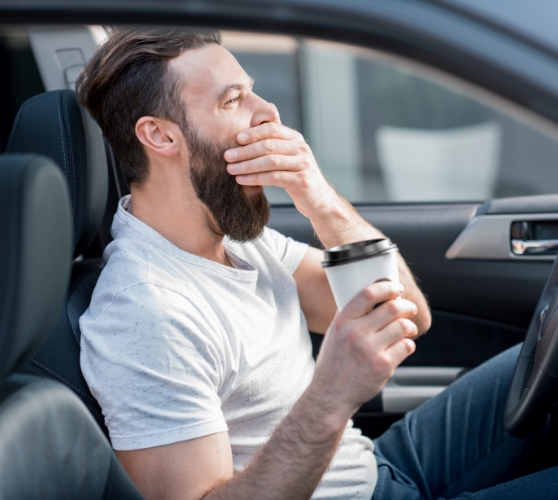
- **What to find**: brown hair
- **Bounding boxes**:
[76,28,222,186]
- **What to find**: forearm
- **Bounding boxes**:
[225,123,431,334]
[309,190,431,335]
[204,387,347,500]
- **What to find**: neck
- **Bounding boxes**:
[128,174,233,268]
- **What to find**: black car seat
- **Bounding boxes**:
[0,153,142,499]
[6,90,111,435]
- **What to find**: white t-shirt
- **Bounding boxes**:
[80,195,377,499]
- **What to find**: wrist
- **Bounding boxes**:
[302,185,349,225]
[296,383,354,439]
[303,190,384,247]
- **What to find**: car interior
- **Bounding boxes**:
[7,88,114,434]
[0,153,141,498]
[1,17,558,495]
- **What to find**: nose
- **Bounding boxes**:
[250,95,280,127]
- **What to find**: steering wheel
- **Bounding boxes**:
[504,255,558,437]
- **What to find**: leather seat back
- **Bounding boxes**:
[0,375,140,499]
[0,154,142,499]
[6,90,109,434]
[0,154,72,377]
[7,89,108,258]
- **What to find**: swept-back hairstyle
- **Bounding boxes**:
[76,28,222,186]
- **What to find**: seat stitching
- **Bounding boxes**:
[29,359,94,401]
[60,96,77,219]
[25,364,50,380]
[101,454,114,500]
[56,96,73,219]
[25,364,103,413]
[5,99,26,151]
[28,359,101,411]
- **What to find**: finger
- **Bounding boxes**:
[234,170,301,189]
[236,122,301,145]
[225,137,302,163]
[361,298,418,333]
[228,153,302,176]
[341,282,404,320]
[384,337,416,367]
[374,318,418,350]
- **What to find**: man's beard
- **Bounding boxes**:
[186,128,270,243]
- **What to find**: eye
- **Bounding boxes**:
[224,95,241,107]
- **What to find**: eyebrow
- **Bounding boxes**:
[216,77,255,103]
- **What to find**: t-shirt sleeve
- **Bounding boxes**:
[263,227,308,274]
[80,282,229,451]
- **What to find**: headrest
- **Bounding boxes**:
[0,154,72,382]
[6,90,108,257]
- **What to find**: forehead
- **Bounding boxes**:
[169,44,249,103]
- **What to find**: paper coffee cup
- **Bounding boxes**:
[322,238,399,311]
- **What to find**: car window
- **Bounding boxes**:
[0,27,45,151]
[223,32,558,204]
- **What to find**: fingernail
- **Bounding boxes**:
[225,149,238,160]
[238,132,248,143]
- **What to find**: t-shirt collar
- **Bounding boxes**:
[111,195,257,281]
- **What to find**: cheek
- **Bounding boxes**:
[232,99,263,134]
[230,110,253,137]
[222,118,252,146]
[193,107,252,147]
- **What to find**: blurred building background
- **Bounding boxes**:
[223,31,558,205]
[2,26,558,205]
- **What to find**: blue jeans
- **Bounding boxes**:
[372,344,557,499]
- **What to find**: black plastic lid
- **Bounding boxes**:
[321,238,398,268]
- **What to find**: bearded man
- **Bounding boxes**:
[78,29,556,500]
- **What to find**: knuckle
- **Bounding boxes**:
[297,171,312,190]
[398,318,411,333]
[270,122,281,135]
[361,286,376,302]
[264,139,276,153]
[372,352,391,372]
[398,318,416,336]
[407,320,419,337]
[300,156,312,170]
[269,155,280,167]
[385,300,400,316]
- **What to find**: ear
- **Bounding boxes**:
[135,117,182,158]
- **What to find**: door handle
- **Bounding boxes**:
[511,239,558,256]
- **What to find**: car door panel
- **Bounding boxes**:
[270,203,550,326]
[269,200,550,368]
[270,198,550,431]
